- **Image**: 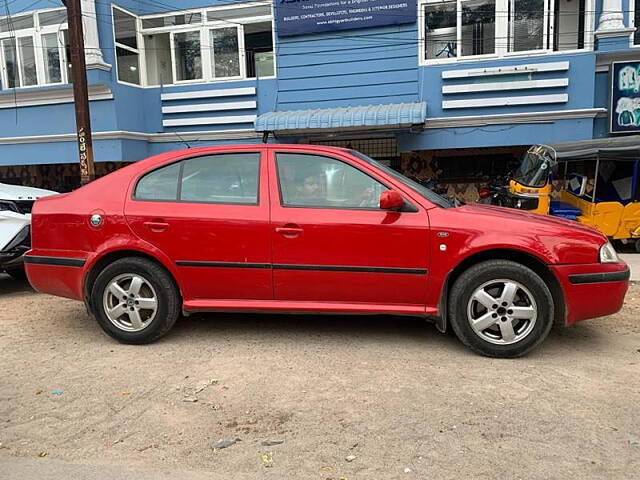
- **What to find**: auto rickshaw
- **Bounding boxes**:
[486,138,640,251]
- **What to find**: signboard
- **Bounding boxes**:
[275,0,416,37]
[611,60,640,134]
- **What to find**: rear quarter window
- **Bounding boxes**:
[134,162,180,201]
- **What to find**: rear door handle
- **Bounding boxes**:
[143,220,169,232]
[275,226,303,237]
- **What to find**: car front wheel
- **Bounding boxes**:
[91,257,180,344]
[448,259,554,358]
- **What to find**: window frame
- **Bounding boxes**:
[0,7,69,90]
[630,0,640,47]
[133,152,262,206]
[419,0,595,65]
[112,4,142,87]
[274,152,396,212]
[113,1,276,88]
[170,28,204,84]
[209,24,245,81]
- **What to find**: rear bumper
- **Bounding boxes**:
[24,251,87,300]
[550,262,630,325]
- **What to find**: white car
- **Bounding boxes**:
[0,183,57,279]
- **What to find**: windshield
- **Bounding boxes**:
[351,151,453,208]
[513,146,555,188]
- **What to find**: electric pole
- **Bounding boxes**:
[63,0,96,185]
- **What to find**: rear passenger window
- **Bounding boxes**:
[135,153,261,204]
[180,153,260,204]
[135,162,180,201]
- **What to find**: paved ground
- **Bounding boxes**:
[0,273,639,480]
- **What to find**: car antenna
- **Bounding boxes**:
[174,131,192,149]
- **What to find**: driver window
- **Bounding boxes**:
[276,153,388,209]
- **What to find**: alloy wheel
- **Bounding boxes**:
[102,273,158,332]
[466,279,537,345]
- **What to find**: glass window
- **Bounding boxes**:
[0,14,33,33]
[116,47,140,84]
[113,7,140,85]
[1,39,18,88]
[425,1,457,59]
[461,0,495,56]
[508,0,545,51]
[144,33,173,85]
[135,162,181,201]
[38,9,66,27]
[18,37,37,86]
[423,0,584,60]
[141,12,201,29]
[244,22,274,78]
[0,10,69,89]
[211,27,240,78]
[180,153,260,204]
[113,8,138,49]
[112,7,276,86]
[276,153,388,209]
[207,5,271,22]
[174,31,202,81]
[41,33,62,84]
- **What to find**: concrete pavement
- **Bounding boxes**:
[620,253,640,281]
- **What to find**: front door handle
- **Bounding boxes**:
[143,220,169,232]
[275,226,303,237]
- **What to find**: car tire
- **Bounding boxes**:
[91,257,181,344]
[448,259,554,358]
[5,267,27,281]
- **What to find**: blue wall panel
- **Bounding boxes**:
[420,53,596,118]
[397,118,594,151]
[275,24,419,110]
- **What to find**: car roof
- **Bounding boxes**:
[168,144,351,156]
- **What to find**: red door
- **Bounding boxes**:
[125,149,272,301]
[268,148,431,306]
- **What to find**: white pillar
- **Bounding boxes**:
[596,0,626,32]
[81,0,110,70]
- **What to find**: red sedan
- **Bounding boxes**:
[25,145,630,357]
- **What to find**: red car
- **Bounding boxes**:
[25,145,630,357]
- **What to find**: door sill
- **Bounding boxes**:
[183,299,436,316]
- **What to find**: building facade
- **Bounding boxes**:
[0,0,638,198]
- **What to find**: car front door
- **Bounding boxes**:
[268,149,431,306]
[125,149,272,301]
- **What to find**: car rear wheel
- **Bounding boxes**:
[448,260,554,358]
[91,257,180,344]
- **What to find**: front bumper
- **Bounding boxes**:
[550,262,630,325]
[0,224,30,269]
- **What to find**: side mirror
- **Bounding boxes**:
[379,190,404,210]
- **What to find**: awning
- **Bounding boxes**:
[254,102,427,133]
[550,135,640,160]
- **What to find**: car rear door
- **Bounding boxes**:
[125,148,272,301]
[268,148,430,306]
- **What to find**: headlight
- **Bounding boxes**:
[599,241,619,263]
